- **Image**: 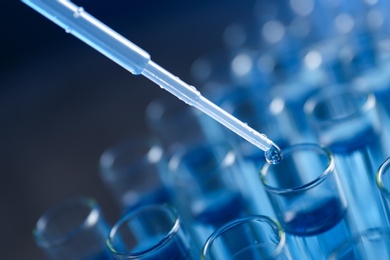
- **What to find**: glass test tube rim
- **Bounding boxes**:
[33,197,101,248]
[201,215,286,259]
[376,157,390,196]
[106,204,180,257]
[260,143,334,194]
[304,85,376,124]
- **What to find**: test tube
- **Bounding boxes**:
[216,87,289,216]
[201,215,292,260]
[304,86,388,234]
[340,34,378,77]
[302,38,354,85]
[33,197,112,260]
[190,48,275,110]
[353,53,390,157]
[328,228,390,260]
[145,94,224,157]
[167,140,248,244]
[217,87,289,150]
[267,46,332,145]
[260,143,352,259]
[99,136,171,215]
[107,204,197,259]
[376,156,390,226]
[190,48,273,93]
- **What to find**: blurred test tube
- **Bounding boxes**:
[33,197,112,260]
[99,136,171,215]
[202,215,293,260]
[376,156,390,226]
[328,228,390,260]
[145,94,224,158]
[304,86,388,234]
[167,140,249,245]
[215,87,289,217]
[107,204,197,259]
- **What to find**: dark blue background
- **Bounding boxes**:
[1,0,256,258]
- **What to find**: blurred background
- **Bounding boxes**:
[1,0,258,258]
[4,0,390,258]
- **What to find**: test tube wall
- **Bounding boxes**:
[176,0,390,257]
[31,0,390,259]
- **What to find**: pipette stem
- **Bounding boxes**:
[22,0,276,153]
[142,61,273,151]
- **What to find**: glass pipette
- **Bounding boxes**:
[22,0,283,164]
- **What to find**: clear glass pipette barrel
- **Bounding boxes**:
[21,0,282,164]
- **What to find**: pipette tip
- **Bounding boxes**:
[265,144,283,164]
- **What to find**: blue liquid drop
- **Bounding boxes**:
[265,144,283,164]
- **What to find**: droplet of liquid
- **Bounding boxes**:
[73,7,84,18]
[265,144,283,164]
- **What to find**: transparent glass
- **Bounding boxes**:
[169,141,247,226]
[107,204,196,259]
[33,197,112,260]
[354,53,390,157]
[216,87,289,216]
[145,94,224,157]
[168,140,248,245]
[201,215,292,260]
[260,143,351,259]
[99,136,170,214]
[328,228,390,260]
[190,48,274,93]
[22,0,280,158]
[305,86,388,234]
[376,156,390,226]
[304,86,382,156]
[217,88,288,153]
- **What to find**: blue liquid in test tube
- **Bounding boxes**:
[305,87,388,234]
[168,141,248,246]
[214,87,289,217]
[173,143,245,226]
[261,144,352,259]
[282,196,347,237]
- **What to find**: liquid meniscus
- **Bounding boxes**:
[265,144,283,164]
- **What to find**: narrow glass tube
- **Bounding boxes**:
[99,136,171,215]
[260,143,352,259]
[201,215,292,260]
[328,228,390,260]
[168,140,248,244]
[33,197,112,260]
[22,0,283,162]
[304,86,388,234]
[107,204,196,259]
